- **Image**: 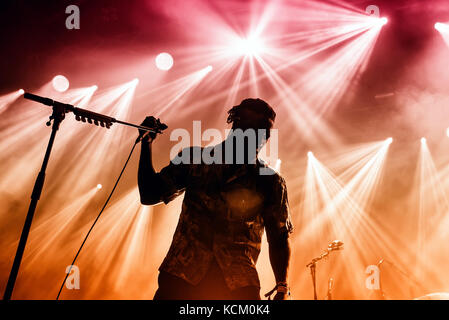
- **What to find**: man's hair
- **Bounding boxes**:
[226,98,276,125]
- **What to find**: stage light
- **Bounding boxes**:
[435,22,449,48]
[415,134,449,277]
[92,85,98,91]
[367,16,388,27]
[307,151,314,158]
[234,36,264,57]
[0,89,27,114]
[155,52,174,71]
[97,184,102,190]
[300,139,397,299]
[446,128,449,138]
[52,75,70,92]
[132,78,139,85]
[198,65,214,77]
[386,137,393,144]
[435,22,449,33]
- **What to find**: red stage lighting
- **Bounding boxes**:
[155,52,174,70]
[52,75,70,92]
[234,36,265,57]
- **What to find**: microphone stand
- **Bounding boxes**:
[306,240,344,300]
[308,261,318,300]
[326,278,334,300]
[3,93,156,300]
[378,258,427,298]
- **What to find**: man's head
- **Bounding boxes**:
[226,99,276,157]
[227,98,276,134]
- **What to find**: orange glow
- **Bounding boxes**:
[3,0,449,301]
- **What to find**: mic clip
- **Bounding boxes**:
[137,118,168,143]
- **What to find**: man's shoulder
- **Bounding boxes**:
[257,159,285,183]
[171,146,205,165]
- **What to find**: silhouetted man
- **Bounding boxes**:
[138,98,293,300]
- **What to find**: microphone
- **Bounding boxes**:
[135,118,168,143]
[328,240,344,251]
[24,92,74,110]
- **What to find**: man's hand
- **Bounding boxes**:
[139,116,159,143]
[273,291,288,300]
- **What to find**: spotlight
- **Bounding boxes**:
[124,78,139,89]
[386,137,393,144]
[379,17,388,26]
[446,127,449,138]
[52,75,70,92]
[435,22,449,32]
[199,65,213,76]
[91,85,98,91]
[421,137,427,144]
[18,89,24,95]
[435,22,449,48]
[155,52,174,71]
[234,36,264,57]
[307,151,314,158]
[96,184,102,190]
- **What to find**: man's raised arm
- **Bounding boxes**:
[138,138,164,205]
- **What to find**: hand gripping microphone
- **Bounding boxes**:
[135,118,168,143]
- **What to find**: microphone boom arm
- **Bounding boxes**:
[24,92,157,133]
[3,92,159,300]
